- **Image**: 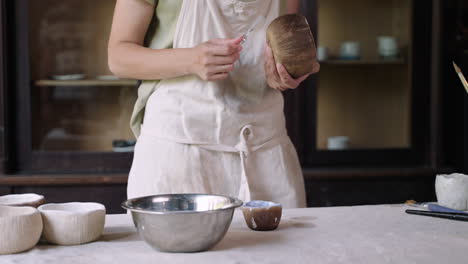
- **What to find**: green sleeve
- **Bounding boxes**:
[143,0,156,5]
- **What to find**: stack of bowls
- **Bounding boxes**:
[0,193,106,255]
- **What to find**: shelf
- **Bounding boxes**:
[0,167,455,186]
[320,59,406,65]
[0,174,128,186]
[303,167,455,180]
[35,79,138,87]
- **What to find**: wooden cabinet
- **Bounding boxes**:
[12,0,135,173]
[316,0,412,153]
[286,0,434,167]
[4,0,439,173]
[438,0,468,172]
[0,0,465,209]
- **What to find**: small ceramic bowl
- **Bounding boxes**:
[241,200,282,231]
[38,202,106,245]
[0,193,45,208]
[0,205,43,254]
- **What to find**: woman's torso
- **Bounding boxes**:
[143,0,285,147]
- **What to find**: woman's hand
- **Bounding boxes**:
[264,44,319,91]
[191,36,243,81]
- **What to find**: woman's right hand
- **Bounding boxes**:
[190,36,243,81]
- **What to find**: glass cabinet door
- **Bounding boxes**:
[297,0,432,166]
[316,0,412,151]
[28,0,136,153]
[11,0,137,172]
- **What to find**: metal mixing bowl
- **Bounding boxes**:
[122,194,243,253]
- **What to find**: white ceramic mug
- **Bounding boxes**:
[377,36,398,58]
[317,46,328,61]
[340,42,360,59]
[435,173,468,210]
[327,136,349,150]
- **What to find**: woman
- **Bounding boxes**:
[108,0,319,208]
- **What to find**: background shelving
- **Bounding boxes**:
[35,79,138,87]
[316,0,411,150]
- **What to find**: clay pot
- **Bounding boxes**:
[267,14,318,78]
[0,205,43,255]
[38,202,106,245]
[0,193,45,208]
[435,173,468,210]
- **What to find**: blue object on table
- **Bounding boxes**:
[428,204,468,214]
[405,209,468,221]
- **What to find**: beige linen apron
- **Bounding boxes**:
[127,0,306,208]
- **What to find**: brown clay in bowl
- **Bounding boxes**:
[241,201,282,231]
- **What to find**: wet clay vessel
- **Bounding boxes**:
[267,14,318,78]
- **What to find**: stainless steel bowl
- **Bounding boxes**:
[122,194,243,253]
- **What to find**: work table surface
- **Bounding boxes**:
[2,204,467,264]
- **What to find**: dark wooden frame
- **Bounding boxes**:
[430,0,442,169]
[0,0,5,165]
[10,0,133,174]
[0,0,11,173]
[289,0,433,167]
[438,0,468,173]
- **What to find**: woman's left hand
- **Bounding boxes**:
[264,44,319,91]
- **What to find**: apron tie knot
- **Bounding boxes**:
[235,125,253,154]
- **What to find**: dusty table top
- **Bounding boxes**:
[1,204,467,264]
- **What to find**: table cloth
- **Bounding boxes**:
[2,204,467,264]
